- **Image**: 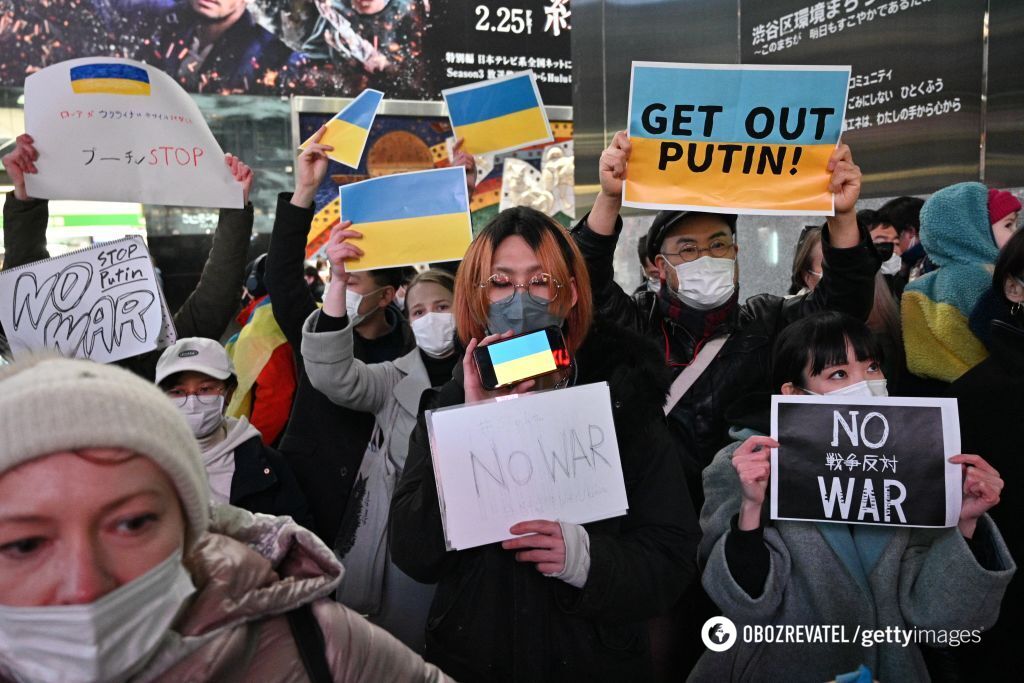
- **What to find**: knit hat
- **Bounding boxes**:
[646,211,738,263]
[987,188,1021,225]
[0,356,209,542]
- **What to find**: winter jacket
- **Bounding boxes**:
[301,309,437,651]
[902,182,997,383]
[571,215,879,509]
[947,319,1024,675]
[690,430,1015,683]
[1,192,253,378]
[265,193,414,545]
[390,321,701,682]
[0,506,451,682]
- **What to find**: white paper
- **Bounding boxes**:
[24,58,243,208]
[0,236,173,363]
[426,383,629,550]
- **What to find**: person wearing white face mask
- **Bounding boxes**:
[0,356,451,683]
[155,337,312,529]
[693,310,1015,682]
[302,226,459,652]
[572,133,880,676]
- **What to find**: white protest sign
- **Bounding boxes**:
[0,236,175,363]
[24,58,243,208]
[771,396,962,528]
[426,382,629,551]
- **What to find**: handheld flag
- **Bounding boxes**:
[301,89,383,168]
[340,166,472,271]
[443,71,553,156]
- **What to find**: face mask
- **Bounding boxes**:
[487,290,564,336]
[0,549,195,683]
[395,295,406,311]
[178,394,224,439]
[346,287,383,325]
[412,312,456,358]
[646,276,661,293]
[803,379,889,398]
[671,256,736,310]
[880,252,902,276]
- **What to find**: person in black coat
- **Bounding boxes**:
[390,207,700,682]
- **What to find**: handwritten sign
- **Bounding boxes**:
[770,396,962,528]
[426,382,629,550]
[23,58,242,208]
[0,236,175,363]
[624,62,850,216]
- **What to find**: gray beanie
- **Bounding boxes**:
[0,356,209,541]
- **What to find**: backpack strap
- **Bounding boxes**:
[663,334,730,415]
[286,603,333,683]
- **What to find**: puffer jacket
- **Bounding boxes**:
[902,182,999,383]
[390,321,701,682]
[28,506,450,683]
[571,215,878,509]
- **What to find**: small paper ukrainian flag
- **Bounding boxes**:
[488,330,557,386]
[443,71,553,155]
[301,89,383,168]
[70,63,151,96]
[340,166,471,272]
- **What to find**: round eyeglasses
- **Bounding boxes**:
[660,239,735,263]
[478,272,562,304]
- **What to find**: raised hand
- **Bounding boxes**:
[293,125,334,207]
[731,435,778,530]
[950,454,1003,539]
[224,153,254,205]
[462,332,536,404]
[2,134,39,201]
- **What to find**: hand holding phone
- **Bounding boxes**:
[470,326,570,394]
[463,332,537,403]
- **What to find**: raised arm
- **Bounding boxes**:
[2,134,50,269]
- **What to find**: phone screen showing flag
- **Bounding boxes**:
[488,330,561,386]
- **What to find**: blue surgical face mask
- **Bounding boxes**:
[486,290,564,336]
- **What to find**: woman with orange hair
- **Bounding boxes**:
[389,206,700,682]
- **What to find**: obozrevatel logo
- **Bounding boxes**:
[701,616,737,652]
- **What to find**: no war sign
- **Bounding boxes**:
[623,62,851,216]
[770,396,962,528]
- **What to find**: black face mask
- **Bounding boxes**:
[874,242,895,262]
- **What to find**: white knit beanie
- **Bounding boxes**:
[0,356,209,541]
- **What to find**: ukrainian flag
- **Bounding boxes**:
[444,71,552,155]
[340,166,471,271]
[488,330,556,386]
[302,89,383,168]
[70,63,151,96]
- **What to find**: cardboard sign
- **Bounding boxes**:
[24,58,243,208]
[426,382,629,550]
[300,89,383,168]
[770,396,962,528]
[340,166,472,271]
[624,62,851,216]
[443,71,553,156]
[0,236,176,363]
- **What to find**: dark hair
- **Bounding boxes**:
[303,265,320,280]
[788,226,822,295]
[637,235,649,268]
[858,209,881,232]
[771,311,883,390]
[367,267,406,290]
[877,196,925,235]
[993,227,1024,304]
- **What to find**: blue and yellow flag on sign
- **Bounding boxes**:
[443,71,553,156]
[70,63,151,96]
[301,89,383,168]
[340,166,471,271]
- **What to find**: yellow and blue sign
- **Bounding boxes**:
[340,166,471,271]
[624,62,850,216]
[70,63,151,96]
[443,71,553,156]
[488,330,557,387]
[301,89,383,168]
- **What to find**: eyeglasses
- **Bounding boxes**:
[660,239,735,263]
[165,387,225,408]
[478,272,562,304]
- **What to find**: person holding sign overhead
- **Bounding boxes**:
[389,206,700,682]
[693,311,1014,682]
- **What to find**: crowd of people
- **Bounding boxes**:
[0,122,1018,682]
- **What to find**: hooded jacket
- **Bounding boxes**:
[0,506,451,683]
[389,321,701,682]
[902,182,998,383]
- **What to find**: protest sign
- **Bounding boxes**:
[24,58,243,208]
[426,382,629,550]
[624,62,850,216]
[0,236,175,363]
[340,166,472,271]
[770,396,962,528]
[443,71,553,156]
[300,89,383,169]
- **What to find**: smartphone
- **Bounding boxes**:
[474,326,570,390]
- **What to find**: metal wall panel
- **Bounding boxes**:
[985,0,1024,187]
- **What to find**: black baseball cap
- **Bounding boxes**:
[646,211,738,263]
